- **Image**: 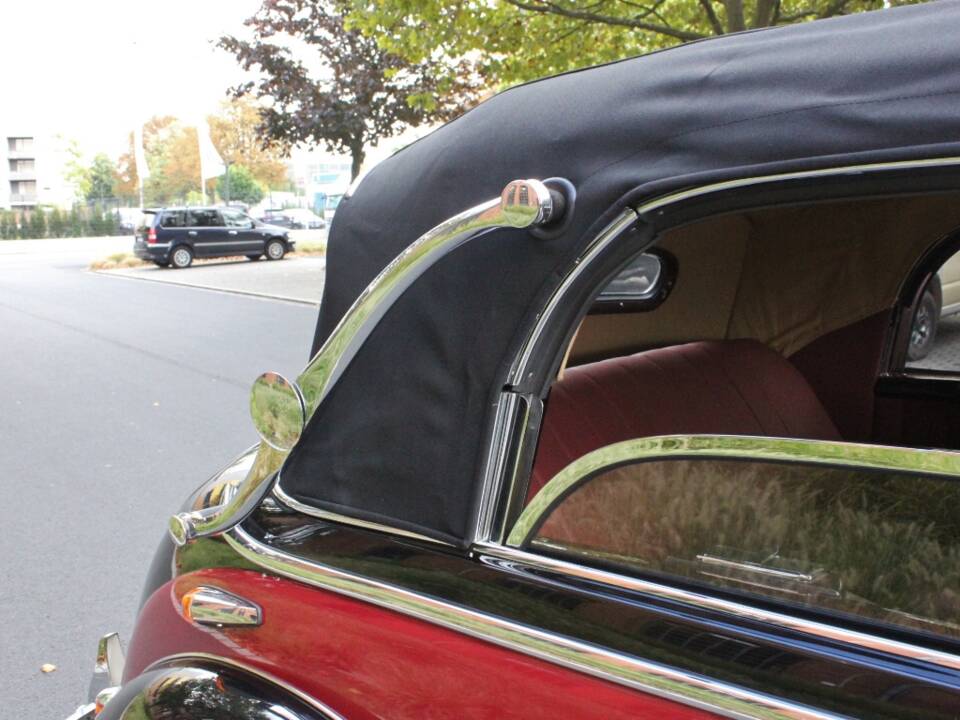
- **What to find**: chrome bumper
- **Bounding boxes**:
[63,632,125,720]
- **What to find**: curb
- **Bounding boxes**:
[90,266,322,307]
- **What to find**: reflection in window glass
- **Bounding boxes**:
[529,458,960,638]
[598,253,662,302]
[907,249,960,370]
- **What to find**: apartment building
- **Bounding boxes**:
[0,132,73,210]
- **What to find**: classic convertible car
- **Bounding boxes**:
[70,3,960,719]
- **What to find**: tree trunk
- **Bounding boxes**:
[350,146,365,182]
[723,0,746,31]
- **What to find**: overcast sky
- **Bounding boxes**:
[4,0,262,157]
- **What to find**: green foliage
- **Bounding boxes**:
[29,209,47,239]
[0,211,12,240]
[18,212,31,239]
[47,207,65,238]
[344,0,918,89]
[86,153,117,202]
[69,205,85,237]
[217,165,265,204]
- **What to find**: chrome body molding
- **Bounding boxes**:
[272,482,452,546]
[143,652,346,720]
[181,586,262,627]
[478,542,960,675]
[474,392,522,543]
[95,631,126,687]
[225,525,843,720]
[635,156,960,217]
[169,178,563,546]
[509,434,960,546]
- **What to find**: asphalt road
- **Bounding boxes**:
[0,241,320,717]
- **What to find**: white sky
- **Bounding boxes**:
[3,0,262,157]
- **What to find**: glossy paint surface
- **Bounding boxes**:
[127,567,718,720]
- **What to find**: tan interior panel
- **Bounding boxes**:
[570,193,960,364]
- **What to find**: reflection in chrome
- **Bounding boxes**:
[95,631,126,688]
[249,371,307,451]
[478,542,960,674]
[509,434,960,545]
[145,653,346,720]
[169,178,563,546]
[181,586,262,627]
[225,525,843,720]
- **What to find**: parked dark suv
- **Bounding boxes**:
[133,207,293,268]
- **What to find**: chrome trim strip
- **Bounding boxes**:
[636,156,960,216]
[225,525,844,720]
[172,179,561,545]
[272,482,452,546]
[474,392,522,543]
[508,207,640,386]
[509,434,960,545]
[141,652,345,720]
[478,543,960,674]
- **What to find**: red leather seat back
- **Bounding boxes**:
[527,339,840,501]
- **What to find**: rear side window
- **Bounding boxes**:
[187,209,221,227]
[516,452,960,639]
[137,212,158,230]
[159,211,185,228]
[590,252,674,314]
[906,248,960,370]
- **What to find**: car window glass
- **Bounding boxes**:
[138,212,158,230]
[187,209,221,227]
[222,209,253,228]
[160,211,184,227]
[906,248,960,370]
[522,456,960,639]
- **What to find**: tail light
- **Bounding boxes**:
[147,227,157,244]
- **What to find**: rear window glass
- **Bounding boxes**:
[137,212,158,230]
[590,252,672,313]
[159,211,186,227]
[524,456,960,640]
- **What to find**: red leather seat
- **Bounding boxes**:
[527,339,840,501]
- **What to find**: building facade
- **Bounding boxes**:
[0,131,73,210]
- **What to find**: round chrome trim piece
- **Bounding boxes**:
[144,652,347,720]
[225,525,844,720]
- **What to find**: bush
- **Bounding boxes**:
[29,208,47,239]
[18,212,31,239]
[47,208,65,238]
[69,205,85,237]
[0,211,11,240]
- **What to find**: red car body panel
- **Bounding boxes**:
[126,567,717,719]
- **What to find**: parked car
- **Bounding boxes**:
[908,251,960,360]
[72,5,960,720]
[133,206,293,268]
[257,207,326,229]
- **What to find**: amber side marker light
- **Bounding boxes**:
[180,586,263,627]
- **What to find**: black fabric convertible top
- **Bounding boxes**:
[280,2,960,543]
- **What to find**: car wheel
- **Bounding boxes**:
[908,289,940,361]
[246,254,262,261]
[266,239,286,261]
[171,246,193,269]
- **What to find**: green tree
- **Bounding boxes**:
[18,212,31,239]
[217,165,265,205]
[62,137,91,202]
[218,0,481,180]
[69,205,85,237]
[86,153,117,202]
[208,98,290,189]
[47,207,65,238]
[29,208,47,239]
[344,0,918,89]
[0,211,10,240]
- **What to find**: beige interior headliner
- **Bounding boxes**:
[570,193,960,364]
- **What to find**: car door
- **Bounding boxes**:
[221,208,263,256]
[185,208,225,257]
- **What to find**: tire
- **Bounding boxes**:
[246,254,262,261]
[908,289,940,361]
[265,239,286,261]
[170,245,193,269]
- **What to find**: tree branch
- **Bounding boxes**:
[504,0,707,41]
[698,0,726,34]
